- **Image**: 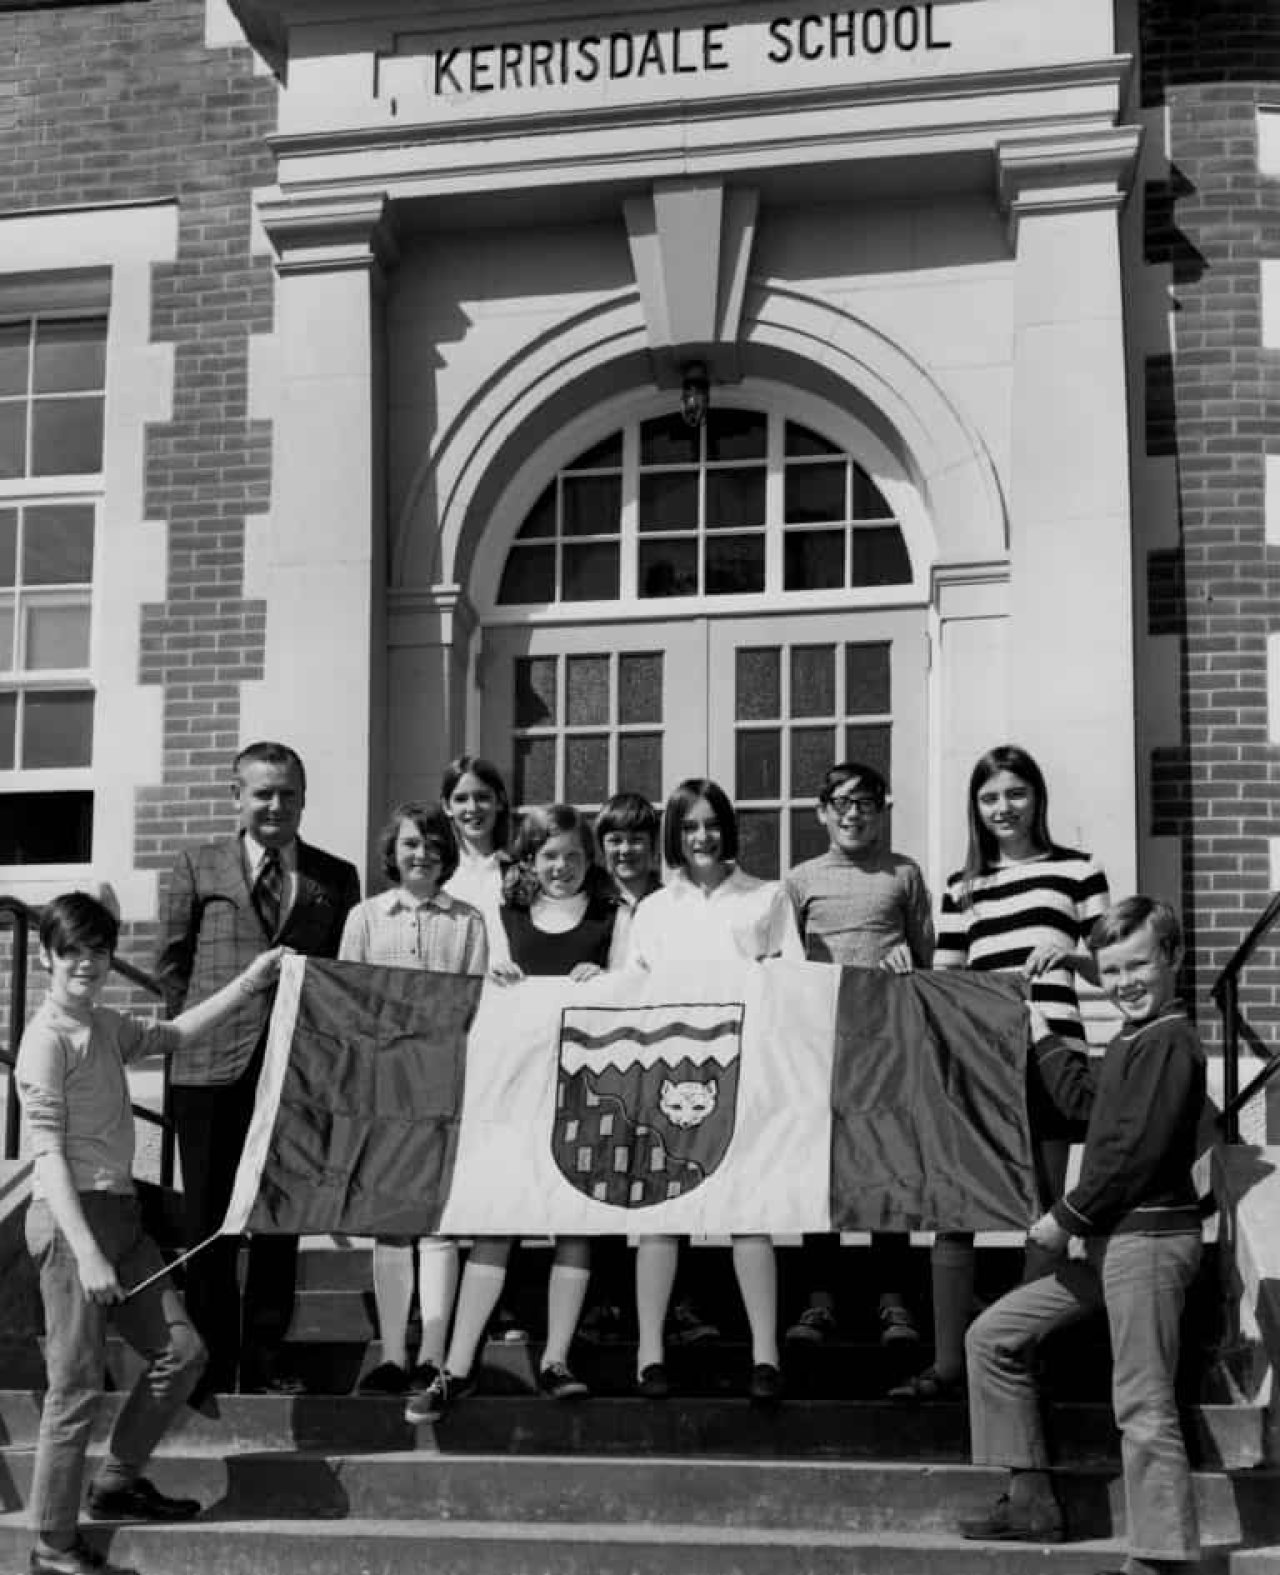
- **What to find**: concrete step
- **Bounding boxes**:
[0,1515,1239,1575]
[0,1392,1265,1468]
[0,1451,1272,1545]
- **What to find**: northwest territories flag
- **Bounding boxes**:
[223,954,1037,1237]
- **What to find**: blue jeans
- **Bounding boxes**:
[965,1230,1202,1562]
[26,1193,206,1546]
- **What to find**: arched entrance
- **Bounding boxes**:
[472,382,932,878]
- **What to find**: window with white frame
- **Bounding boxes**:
[496,409,913,607]
[0,303,104,864]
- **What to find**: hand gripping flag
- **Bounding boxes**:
[221,954,1037,1238]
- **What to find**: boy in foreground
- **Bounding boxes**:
[959,896,1205,1575]
[17,893,282,1574]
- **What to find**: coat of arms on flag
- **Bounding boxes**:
[552,1002,743,1208]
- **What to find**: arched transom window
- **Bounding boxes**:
[496,409,912,607]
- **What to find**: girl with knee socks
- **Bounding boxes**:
[890,744,1108,1401]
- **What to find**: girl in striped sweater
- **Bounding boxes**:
[891,743,1109,1400]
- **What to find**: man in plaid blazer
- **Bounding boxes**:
[156,740,360,1394]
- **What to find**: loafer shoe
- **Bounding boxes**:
[87,1475,201,1522]
[785,1304,837,1344]
[538,1361,589,1401]
[958,1492,1064,1543]
[30,1538,106,1575]
[637,1362,670,1400]
[748,1362,783,1408]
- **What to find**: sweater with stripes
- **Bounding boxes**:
[934,847,1109,1041]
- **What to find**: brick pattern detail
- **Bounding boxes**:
[1139,0,1280,1053]
[0,1,276,986]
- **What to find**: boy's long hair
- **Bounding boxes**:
[40,891,118,957]
[957,744,1054,907]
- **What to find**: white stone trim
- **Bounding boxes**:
[1263,258,1280,351]
[1259,105,1280,179]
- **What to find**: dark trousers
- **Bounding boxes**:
[171,1064,298,1390]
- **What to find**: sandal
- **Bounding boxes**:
[888,1365,964,1402]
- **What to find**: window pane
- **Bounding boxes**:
[784,529,844,591]
[514,735,556,806]
[23,504,94,584]
[0,509,14,584]
[566,432,622,470]
[737,809,779,880]
[0,789,94,863]
[791,726,836,796]
[791,646,836,718]
[34,319,106,394]
[640,414,699,466]
[562,474,621,537]
[0,323,29,398]
[852,464,894,520]
[846,643,891,713]
[736,647,780,720]
[0,693,14,768]
[853,526,912,586]
[706,468,765,529]
[785,461,845,524]
[516,484,556,540]
[736,729,781,800]
[707,409,766,461]
[32,397,103,475]
[565,734,609,805]
[562,543,619,602]
[618,733,662,804]
[515,656,557,728]
[24,603,90,669]
[0,602,12,671]
[844,723,891,782]
[618,652,662,725]
[23,690,93,767]
[498,545,555,605]
[705,533,764,595]
[638,539,697,598]
[566,655,609,726]
[785,422,841,458]
[0,404,26,478]
[638,472,698,532]
[790,806,828,867]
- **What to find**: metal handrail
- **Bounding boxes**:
[1211,890,1280,1142]
[1,895,175,1185]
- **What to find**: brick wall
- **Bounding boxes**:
[0,0,276,995]
[1138,1,1280,1058]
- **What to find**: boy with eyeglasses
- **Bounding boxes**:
[783,762,934,1349]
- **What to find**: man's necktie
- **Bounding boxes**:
[254,847,284,937]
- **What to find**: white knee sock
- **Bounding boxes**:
[415,1237,460,1369]
[444,1243,511,1378]
[732,1236,778,1366]
[543,1240,591,1369]
[635,1236,679,1374]
[371,1240,414,1370]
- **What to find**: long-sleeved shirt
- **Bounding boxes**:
[338,886,488,975]
[785,846,934,968]
[1032,1006,1205,1236]
[17,998,179,1198]
[625,866,803,968]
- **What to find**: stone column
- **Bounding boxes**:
[387,583,478,806]
[251,193,397,871]
[998,128,1141,889]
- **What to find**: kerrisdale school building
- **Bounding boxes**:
[2,0,1280,1064]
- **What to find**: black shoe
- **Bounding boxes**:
[637,1362,670,1400]
[357,1360,408,1395]
[407,1360,439,1393]
[666,1298,719,1346]
[958,1492,1065,1543]
[538,1362,589,1401]
[30,1537,106,1574]
[577,1302,626,1345]
[748,1362,783,1408]
[405,1368,474,1424]
[87,1475,201,1522]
